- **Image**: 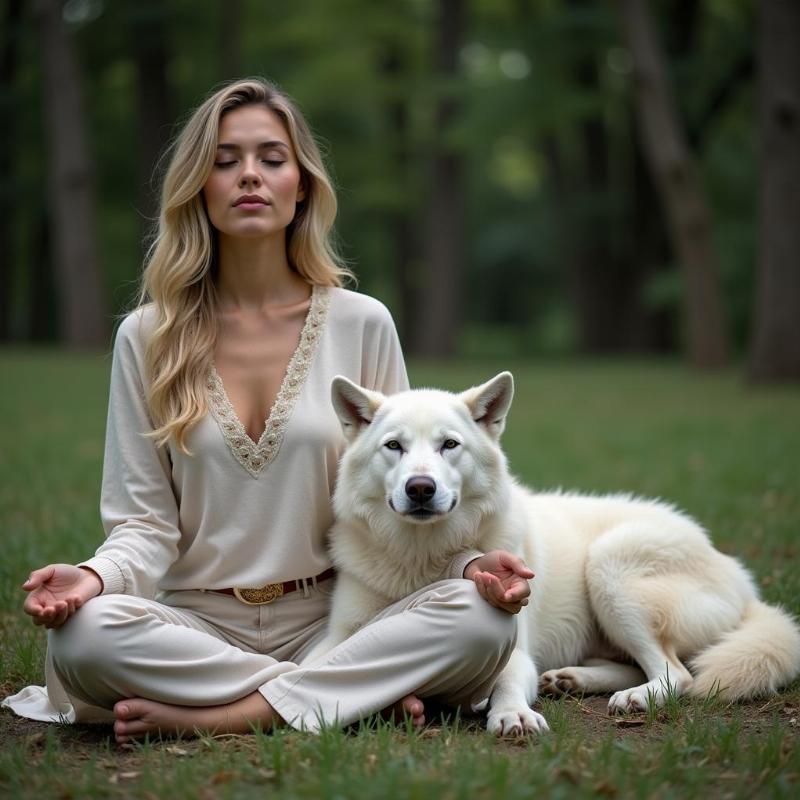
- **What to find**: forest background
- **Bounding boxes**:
[0,0,798,380]
[2,4,800,794]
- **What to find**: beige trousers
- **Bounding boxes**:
[46,579,517,731]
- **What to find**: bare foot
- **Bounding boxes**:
[113,692,282,744]
[382,694,425,728]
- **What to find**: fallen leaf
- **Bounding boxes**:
[615,718,645,727]
[593,779,618,796]
[257,769,276,780]
[25,732,46,749]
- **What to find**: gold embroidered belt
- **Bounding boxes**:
[212,568,336,605]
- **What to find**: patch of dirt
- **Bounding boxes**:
[1,693,797,766]
[553,693,800,740]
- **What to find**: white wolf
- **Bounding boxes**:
[303,372,800,735]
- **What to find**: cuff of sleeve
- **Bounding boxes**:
[447,549,485,580]
[78,556,126,595]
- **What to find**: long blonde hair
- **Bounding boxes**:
[137,78,350,453]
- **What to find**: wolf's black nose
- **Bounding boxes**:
[405,476,436,502]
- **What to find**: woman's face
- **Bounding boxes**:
[202,104,305,241]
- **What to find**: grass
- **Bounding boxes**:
[1,348,799,798]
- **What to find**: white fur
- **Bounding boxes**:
[304,373,800,734]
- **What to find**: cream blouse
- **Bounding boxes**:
[79,286,410,598]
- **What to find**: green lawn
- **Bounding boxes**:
[1,349,799,798]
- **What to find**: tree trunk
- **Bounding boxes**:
[572,54,637,353]
[413,0,464,358]
[630,122,676,352]
[748,0,800,381]
[29,209,57,341]
[0,0,23,340]
[379,43,417,350]
[130,2,173,251]
[620,0,729,367]
[218,0,243,80]
[36,0,107,347]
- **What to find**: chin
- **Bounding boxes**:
[395,508,450,526]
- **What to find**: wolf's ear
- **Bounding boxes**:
[331,376,385,441]
[459,372,514,440]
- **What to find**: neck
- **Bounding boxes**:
[215,232,309,311]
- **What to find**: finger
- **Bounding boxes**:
[498,552,535,579]
[53,605,71,628]
[473,574,490,602]
[41,606,57,622]
[499,597,529,614]
[65,593,84,610]
[23,596,47,616]
[22,565,56,591]
[481,573,507,602]
[502,578,532,602]
[43,611,62,629]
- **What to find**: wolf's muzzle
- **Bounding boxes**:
[405,476,436,503]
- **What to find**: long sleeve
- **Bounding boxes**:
[360,301,409,395]
[79,311,182,598]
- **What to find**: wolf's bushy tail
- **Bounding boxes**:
[690,599,800,700]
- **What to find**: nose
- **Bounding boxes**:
[238,156,262,187]
[405,476,436,504]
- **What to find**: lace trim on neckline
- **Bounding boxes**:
[206,285,331,478]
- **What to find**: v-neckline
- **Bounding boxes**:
[206,284,331,478]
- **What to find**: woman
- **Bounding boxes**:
[3,78,533,743]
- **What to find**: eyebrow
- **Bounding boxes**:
[215,141,289,151]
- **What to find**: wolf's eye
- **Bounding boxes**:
[442,439,460,450]
[385,440,402,451]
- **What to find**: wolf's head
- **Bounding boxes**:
[330,373,514,532]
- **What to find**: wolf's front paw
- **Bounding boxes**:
[608,683,664,714]
[539,668,581,695]
[486,707,549,737]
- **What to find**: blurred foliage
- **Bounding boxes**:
[3,0,757,355]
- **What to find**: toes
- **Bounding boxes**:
[539,671,560,695]
[540,670,578,696]
[114,715,163,744]
[608,691,627,714]
[608,688,651,715]
[384,694,426,727]
[608,691,625,714]
[402,695,424,718]
[487,708,549,737]
[627,693,648,713]
[114,700,137,720]
[526,711,549,734]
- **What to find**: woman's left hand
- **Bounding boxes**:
[464,550,534,614]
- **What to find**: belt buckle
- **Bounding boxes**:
[233,583,284,605]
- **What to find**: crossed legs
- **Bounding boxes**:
[49,580,516,741]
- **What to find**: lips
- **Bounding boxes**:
[233,194,269,207]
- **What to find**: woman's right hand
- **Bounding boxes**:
[22,564,103,629]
